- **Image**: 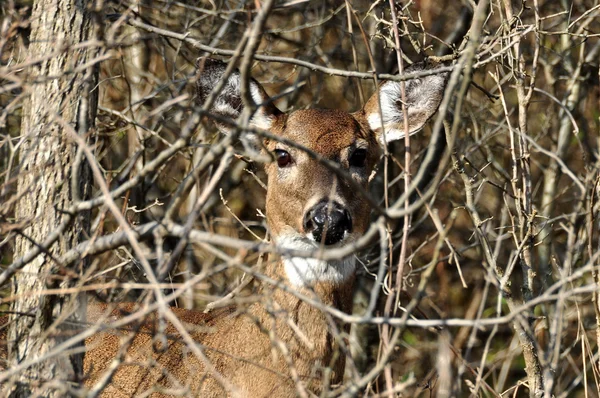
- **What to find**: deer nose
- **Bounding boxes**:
[303,201,352,246]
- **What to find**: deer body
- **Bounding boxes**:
[84,275,353,397]
[3,58,446,397]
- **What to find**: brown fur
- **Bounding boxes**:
[264,109,379,239]
[82,268,354,397]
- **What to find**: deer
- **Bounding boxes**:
[1,58,447,397]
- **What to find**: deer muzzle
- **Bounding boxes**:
[303,200,352,246]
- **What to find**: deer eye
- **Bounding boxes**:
[274,149,292,168]
[349,148,367,168]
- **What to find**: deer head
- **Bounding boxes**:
[197,58,447,288]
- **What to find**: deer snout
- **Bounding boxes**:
[303,201,352,246]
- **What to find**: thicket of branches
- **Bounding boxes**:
[1,0,599,396]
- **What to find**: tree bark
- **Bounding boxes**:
[8,0,99,396]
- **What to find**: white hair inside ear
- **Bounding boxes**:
[241,81,278,154]
[363,63,448,147]
[249,83,276,131]
[197,58,283,154]
[367,81,411,146]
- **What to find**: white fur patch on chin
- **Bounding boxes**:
[276,235,356,288]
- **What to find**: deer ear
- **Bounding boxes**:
[196,58,281,134]
[362,62,448,147]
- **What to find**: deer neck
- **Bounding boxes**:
[258,249,356,317]
[235,234,356,384]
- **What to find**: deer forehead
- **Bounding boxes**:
[271,108,373,157]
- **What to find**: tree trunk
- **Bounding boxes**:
[8,0,99,396]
